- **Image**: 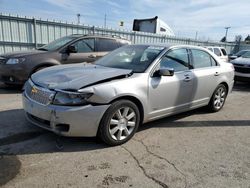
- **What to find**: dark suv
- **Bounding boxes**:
[0,34,131,85]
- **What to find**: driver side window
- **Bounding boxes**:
[159,48,189,72]
[73,38,94,53]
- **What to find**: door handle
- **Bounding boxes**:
[184,75,191,82]
[88,54,97,58]
[214,72,220,76]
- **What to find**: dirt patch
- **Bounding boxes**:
[87,162,111,171]
[0,155,21,186]
[102,174,129,186]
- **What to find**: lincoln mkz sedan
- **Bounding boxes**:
[22,44,234,145]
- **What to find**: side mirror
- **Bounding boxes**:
[153,67,174,77]
[67,45,77,53]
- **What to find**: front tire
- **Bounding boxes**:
[208,84,228,112]
[98,100,140,146]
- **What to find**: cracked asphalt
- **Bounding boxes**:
[0,82,250,188]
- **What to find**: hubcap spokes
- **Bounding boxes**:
[109,107,136,141]
[214,87,226,109]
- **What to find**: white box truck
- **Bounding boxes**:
[133,16,175,36]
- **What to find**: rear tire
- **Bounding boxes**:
[208,84,228,112]
[98,100,140,146]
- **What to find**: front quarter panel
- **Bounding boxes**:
[79,73,149,121]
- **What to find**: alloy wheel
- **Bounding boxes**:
[108,107,136,141]
[213,86,226,110]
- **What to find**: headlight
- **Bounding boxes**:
[6,58,25,65]
[53,91,93,106]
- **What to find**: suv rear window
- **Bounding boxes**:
[214,48,221,56]
[221,48,227,56]
[96,38,118,52]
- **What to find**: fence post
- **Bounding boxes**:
[33,18,37,49]
[133,31,136,44]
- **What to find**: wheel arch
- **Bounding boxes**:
[219,82,229,94]
[109,95,144,125]
[30,62,58,76]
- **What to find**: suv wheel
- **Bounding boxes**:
[98,100,140,146]
[208,84,228,112]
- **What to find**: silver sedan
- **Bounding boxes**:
[22,44,235,145]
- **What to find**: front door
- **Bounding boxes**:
[61,38,98,64]
[148,48,194,120]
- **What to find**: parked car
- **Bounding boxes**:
[231,51,250,82]
[0,34,130,85]
[205,46,229,62]
[229,50,250,60]
[22,44,234,146]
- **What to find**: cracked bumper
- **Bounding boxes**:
[22,93,110,137]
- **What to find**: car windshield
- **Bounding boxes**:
[95,45,164,73]
[241,51,250,58]
[38,36,75,51]
[235,50,249,56]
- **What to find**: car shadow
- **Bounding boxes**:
[0,108,250,156]
[233,81,250,92]
[0,82,23,94]
[139,107,250,132]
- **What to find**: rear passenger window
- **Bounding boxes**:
[192,49,217,68]
[214,48,221,56]
[159,48,189,72]
[96,38,118,52]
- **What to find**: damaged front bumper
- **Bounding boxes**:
[22,93,110,137]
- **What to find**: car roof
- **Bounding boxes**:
[205,46,225,49]
[69,34,130,41]
[133,43,209,51]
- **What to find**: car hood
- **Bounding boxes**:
[1,50,47,58]
[31,63,133,90]
[231,57,250,65]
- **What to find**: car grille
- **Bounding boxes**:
[25,80,55,105]
[234,64,250,73]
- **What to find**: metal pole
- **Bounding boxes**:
[224,27,231,41]
[33,18,37,49]
[77,14,81,25]
[104,14,107,28]
[195,31,198,40]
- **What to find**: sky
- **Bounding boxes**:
[0,0,249,41]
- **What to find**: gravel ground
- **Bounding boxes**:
[0,82,250,188]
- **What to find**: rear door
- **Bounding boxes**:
[95,38,120,58]
[190,49,221,106]
[61,38,97,64]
